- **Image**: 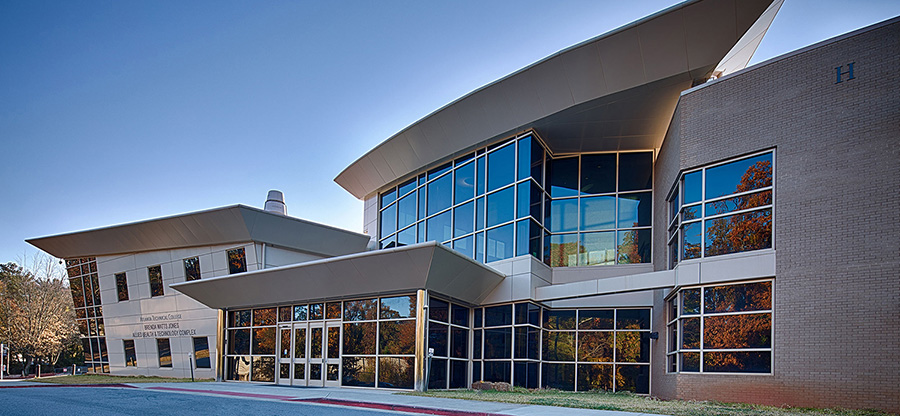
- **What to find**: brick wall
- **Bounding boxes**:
[651,19,900,413]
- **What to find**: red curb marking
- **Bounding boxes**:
[292,398,507,416]
[146,386,296,401]
[0,384,137,389]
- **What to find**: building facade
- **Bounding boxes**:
[27,0,899,412]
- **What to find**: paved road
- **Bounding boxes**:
[0,386,408,416]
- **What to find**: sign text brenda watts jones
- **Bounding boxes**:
[133,313,197,338]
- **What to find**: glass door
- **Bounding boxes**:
[291,324,307,386]
[308,322,325,387]
[324,321,341,387]
[276,325,292,385]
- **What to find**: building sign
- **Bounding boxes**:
[133,313,197,338]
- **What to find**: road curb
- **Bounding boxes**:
[292,398,508,416]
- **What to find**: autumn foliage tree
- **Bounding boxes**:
[0,258,79,372]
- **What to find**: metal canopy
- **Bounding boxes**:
[171,242,505,310]
[26,205,371,259]
[335,0,782,200]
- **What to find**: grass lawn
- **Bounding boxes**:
[406,389,895,416]
[31,374,213,385]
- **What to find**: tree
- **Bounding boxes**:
[0,255,80,372]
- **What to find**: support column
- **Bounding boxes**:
[215,309,226,382]
[413,289,427,392]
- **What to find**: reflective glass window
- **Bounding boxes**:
[252,327,276,355]
[398,178,416,197]
[618,152,653,192]
[454,161,475,204]
[428,323,448,357]
[417,222,426,243]
[486,186,514,227]
[380,203,396,238]
[706,190,772,216]
[549,157,578,197]
[397,226,416,246]
[378,357,414,389]
[476,156,485,195]
[706,153,772,199]
[453,235,473,258]
[475,232,484,262]
[617,229,650,264]
[580,153,616,195]
[579,310,614,330]
[487,143,515,192]
[577,364,613,391]
[581,196,615,230]
[453,201,474,237]
[342,357,376,387]
[293,305,308,321]
[484,305,512,327]
[550,198,578,232]
[485,223,514,262]
[549,233,578,267]
[617,192,651,228]
[451,304,468,326]
[518,135,544,183]
[309,303,323,320]
[397,193,416,229]
[483,360,511,382]
[579,232,615,266]
[123,340,137,367]
[148,266,163,297]
[379,320,415,355]
[616,365,649,393]
[344,299,377,321]
[427,173,452,216]
[193,337,211,368]
[380,189,396,208]
[156,338,172,368]
[343,322,376,355]
[251,356,275,382]
[682,222,702,260]
[475,197,485,230]
[418,186,427,219]
[483,327,511,359]
[227,248,247,274]
[380,295,416,319]
[429,298,449,322]
[542,331,575,361]
[704,209,772,256]
[515,219,541,258]
[542,363,575,391]
[427,163,451,181]
[184,257,201,281]
[704,281,772,313]
[683,171,702,204]
[427,211,452,243]
[543,310,576,330]
[115,273,128,301]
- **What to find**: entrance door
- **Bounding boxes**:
[324,321,341,387]
[291,324,307,386]
[276,325,292,385]
[308,322,325,387]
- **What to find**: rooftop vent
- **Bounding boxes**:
[264,190,286,215]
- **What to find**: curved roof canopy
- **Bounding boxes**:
[27,205,371,259]
[172,242,505,309]
[336,0,783,200]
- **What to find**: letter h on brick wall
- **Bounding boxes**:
[835,62,855,83]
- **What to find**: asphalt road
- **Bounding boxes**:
[0,386,408,416]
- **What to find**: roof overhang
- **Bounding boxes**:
[171,242,505,309]
[26,205,371,259]
[335,0,783,200]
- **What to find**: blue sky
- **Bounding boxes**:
[1,0,898,263]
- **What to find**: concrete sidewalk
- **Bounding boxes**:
[0,378,664,416]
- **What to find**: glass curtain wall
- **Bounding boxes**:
[65,257,109,373]
[377,131,654,267]
[378,133,546,264]
[471,303,651,393]
[668,150,774,267]
[226,295,418,388]
[666,280,773,374]
[427,298,470,389]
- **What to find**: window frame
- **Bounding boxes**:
[666,149,775,268]
[184,256,201,281]
[148,265,164,297]
[227,247,247,274]
[115,272,129,302]
[665,279,774,375]
[123,339,137,367]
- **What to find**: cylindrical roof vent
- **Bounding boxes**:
[264,190,286,215]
